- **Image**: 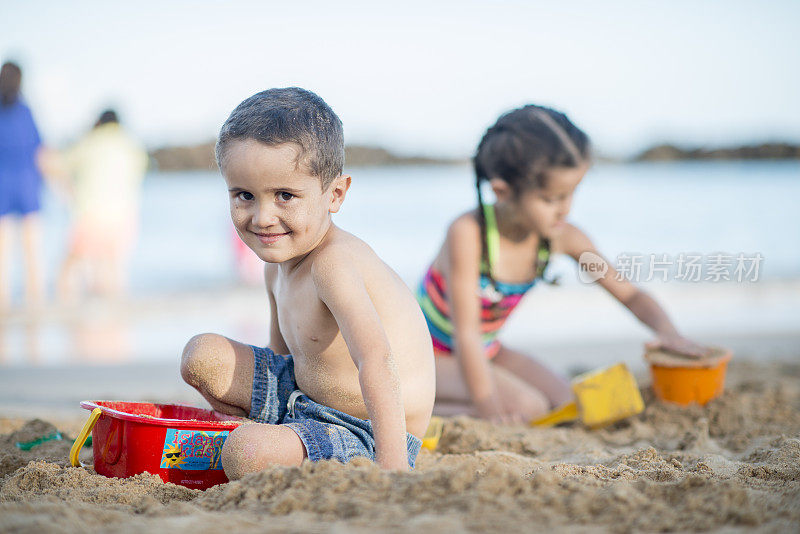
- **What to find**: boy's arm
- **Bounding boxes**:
[312,250,409,471]
[558,224,708,358]
[265,265,291,355]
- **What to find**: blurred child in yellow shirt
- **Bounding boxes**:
[57,110,148,300]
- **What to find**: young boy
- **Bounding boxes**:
[181,88,435,476]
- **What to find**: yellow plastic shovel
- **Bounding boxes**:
[531,363,644,429]
[421,416,444,451]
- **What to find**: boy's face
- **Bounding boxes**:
[222,139,349,264]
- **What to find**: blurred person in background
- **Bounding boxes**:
[0,61,46,310]
[56,109,148,301]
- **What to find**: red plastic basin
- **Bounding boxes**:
[80,400,245,490]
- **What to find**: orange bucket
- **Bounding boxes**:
[645,347,732,406]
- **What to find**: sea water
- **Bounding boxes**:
[2,160,799,367]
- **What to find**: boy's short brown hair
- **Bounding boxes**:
[216,87,344,188]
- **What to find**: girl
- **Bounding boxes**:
[418,105,706,423]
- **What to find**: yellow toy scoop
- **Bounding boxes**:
[531,363,644,429]
[70,407,102,467]
[421,416,444,451]
[529,401,579,426]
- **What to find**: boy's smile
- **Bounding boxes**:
[256,231,291,245]
[221,139,349,265]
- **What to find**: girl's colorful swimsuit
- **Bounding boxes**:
[417,203,550,358]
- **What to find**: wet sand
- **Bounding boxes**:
[1,359,799,533]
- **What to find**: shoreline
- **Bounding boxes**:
[2,278,799,371]
[1,330,798,421]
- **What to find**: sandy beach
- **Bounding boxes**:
[1,358,798,533]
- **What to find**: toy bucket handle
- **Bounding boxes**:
[69,407,102,467]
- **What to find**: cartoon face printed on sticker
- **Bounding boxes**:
[161,443,186,468]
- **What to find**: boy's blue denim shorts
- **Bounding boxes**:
[248,345,422,469]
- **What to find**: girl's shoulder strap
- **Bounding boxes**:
[535,238,551,279]
[480,203,500,275]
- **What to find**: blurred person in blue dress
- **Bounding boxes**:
[0,61,46,310]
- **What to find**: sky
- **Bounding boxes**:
[2,0,799,158]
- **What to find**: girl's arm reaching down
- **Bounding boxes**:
[559,224,708,358]
[312,250,410,471]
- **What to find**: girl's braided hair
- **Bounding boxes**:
[473,105,591,286]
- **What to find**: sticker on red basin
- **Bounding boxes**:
[160,429,229,470]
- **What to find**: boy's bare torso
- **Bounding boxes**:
[267,225,435,438]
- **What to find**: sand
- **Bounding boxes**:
[1,359,799,533]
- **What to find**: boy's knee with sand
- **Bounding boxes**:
[180,333,243,412]
[221,423,307,479]
[219,424,259,480]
